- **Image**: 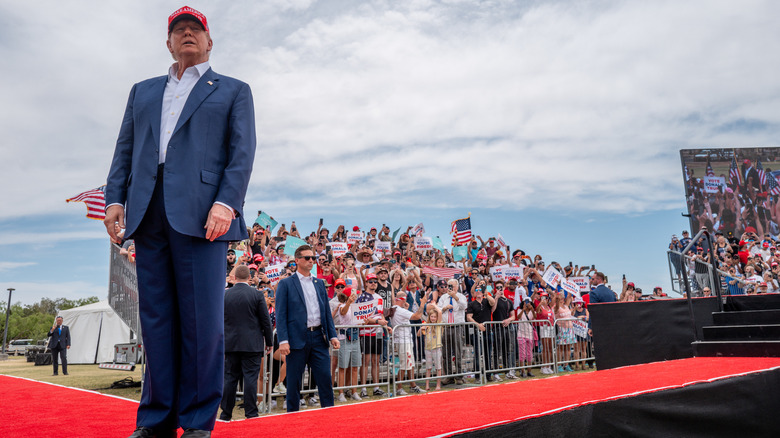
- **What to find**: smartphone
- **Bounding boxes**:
[319,218,324,225]
[591,264,595,270]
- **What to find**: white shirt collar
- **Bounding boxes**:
[296,271,313,282]
[167,61,210,82]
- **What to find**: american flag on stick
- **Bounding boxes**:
[451,216,472,246]
[67,186,106,220]
[729,155,743,187]
[757,160,767,187]
[706,158,714,177]
[768,174,780,196]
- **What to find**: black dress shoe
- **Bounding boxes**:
[52,373,58,376]
[128,427,177,438]
[181,429,211,438]
[218,413,232,421]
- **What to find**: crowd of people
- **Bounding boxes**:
[210,220,616,413]
[669,227,780,296]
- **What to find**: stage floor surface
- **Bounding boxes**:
[2,357,779,437]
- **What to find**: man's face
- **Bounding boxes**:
[227,253,235,263]
[167,18,212,63]
[366,277,378,291]
[378,270,388,281]
[56,317,63,326]
[296,250,315,272]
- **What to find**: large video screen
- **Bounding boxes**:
[680,148,780,239]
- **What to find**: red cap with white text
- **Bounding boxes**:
[168,6,209,33]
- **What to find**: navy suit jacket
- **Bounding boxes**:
[589,284,617,304]
[47,325,71,350]
[276,274,338,349]
[106,68,256,241]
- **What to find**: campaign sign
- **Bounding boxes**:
[571,276,590,291]
[561,279,580,298]
[432,237,445,251]
[253,211,278,231]
[414,237,433,251]
[490,265,506,281]
[264,263,285,284]
[452,245,467,261]
[347,231,363,244]
[542,266,562,288]
[330,242,348,257]
[375,241,391,252]
[283,236,307,257]
[572,320,588,338]
[703,176,725,194]
[503,266,524,281]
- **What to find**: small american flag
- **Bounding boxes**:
[451,217,472,246]
[729,156,743,187]
[706,158,714,177]
[768,175,780,196]
[757,160,767,187]
[422,266,462,279]
[67,186,106,220]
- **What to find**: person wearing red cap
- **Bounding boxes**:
[333,286,363,402]
[105,6,257,438]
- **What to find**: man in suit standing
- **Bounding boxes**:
[103,6,256,438]
[219,265,273,421]
[47,316,70,376]
[588,272,617,304]
[276,245,340,412]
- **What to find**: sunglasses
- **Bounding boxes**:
[298,256,316,261]
[367,280,378,284]
[335,285,345,289]
[289,263,297,267]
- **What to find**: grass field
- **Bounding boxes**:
[0,355,143,401]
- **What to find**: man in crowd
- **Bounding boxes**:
[219,265,273,420]
[466,284,496,380]
[104,7,256,437]
[358,273,388,397]
[439,279,468,385]
[491,280,518,379]
[276,245,339,412]
[47,316,71,376]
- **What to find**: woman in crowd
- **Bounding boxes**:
[554,292,575,372]
[340,256,363,291]
[515,299,536,377]
[390,268,407,294]
[572,297,589,371]
[535,291,555,374]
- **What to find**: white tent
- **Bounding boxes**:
[59,300,133,364]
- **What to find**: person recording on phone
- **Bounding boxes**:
[47,316,71,376]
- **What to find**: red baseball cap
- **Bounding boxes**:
[168,6,209,33]
[342,287,353,297]
[366,273,377,280]
[352,226,360,231]
[253,254,264,262]
[334,278,346,287]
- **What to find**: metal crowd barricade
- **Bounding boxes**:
[479,319,557,378]
[554,317,593,372]
[330,324,393,398]
[391,322,483,391]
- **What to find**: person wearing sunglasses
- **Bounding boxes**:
[276,245,339,412]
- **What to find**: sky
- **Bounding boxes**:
[2,0,780,306]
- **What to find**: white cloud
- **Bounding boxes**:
[0,262,37,272]
[1,0,779,222]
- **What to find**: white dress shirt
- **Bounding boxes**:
[160,61,210,164]
[297,271,322,328]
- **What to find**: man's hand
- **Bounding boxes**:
[278,343,290,357]
[478,323,485,331]
[104,205,125,244]
[204,204,234,241]
[330,338,340,349]
[67,346,70,349]
[265,346,273,355]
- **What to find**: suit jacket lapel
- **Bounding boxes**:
[291,275,305,307]
[148,76,167,151]
[172,68,219,137]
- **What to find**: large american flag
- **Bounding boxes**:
[757,160,767,187]
[422,266,462,279]
[451,217,472,246]
[729,156,743,187]
[67,186,106,220]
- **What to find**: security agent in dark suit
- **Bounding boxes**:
[47,316,71,376]
[104,7,256,438]
[219,265,274,420]
[276,245,340,412]
[588,272,617,304]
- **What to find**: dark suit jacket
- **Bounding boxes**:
[224,283,274,353]
[47,325,71,350]
[589,284,617,304]
[275,274,338,349]
[105,67,256,241]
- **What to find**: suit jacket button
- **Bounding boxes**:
[152,176,156,180]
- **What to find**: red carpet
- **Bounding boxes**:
[2,357,779,437]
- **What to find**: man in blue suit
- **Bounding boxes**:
[47,316,71,376]
[103,6,256,438]
[276,245,340,412]
[589,272,617,304]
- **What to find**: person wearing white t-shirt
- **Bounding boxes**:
[334,287,363,402]
[387,290,429,395]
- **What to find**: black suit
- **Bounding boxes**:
[219,282,273,419]
[47,325,71,375]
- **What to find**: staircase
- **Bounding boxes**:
[693,303,780,357]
